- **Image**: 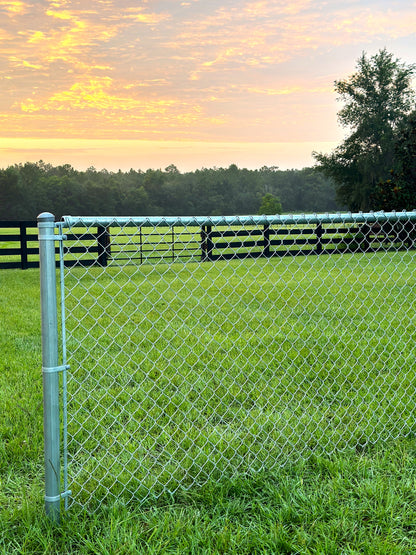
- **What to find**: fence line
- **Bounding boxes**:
[39,210,416,520]
[90,218,416,265]
[3,213,416,270]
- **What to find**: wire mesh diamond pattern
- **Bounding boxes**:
[60,214,416,511]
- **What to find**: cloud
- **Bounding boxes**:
[27,31,46,44]
[0,1,32,16]
[118,7,170,24]
[47,0,72,7]
[8,55,45,70]
[9,75,213,139]
[0,29,13,41]
[332,8,416,40]
[0,0,415,145]
[45,8,74,19]
[18,77,176,112]
[5,7,120,82]
[168,0,416,82]
[2,2,172,83]
[242,0,312,17]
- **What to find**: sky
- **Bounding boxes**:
[0,0,415,172]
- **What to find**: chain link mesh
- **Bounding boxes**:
[60,214,416,511]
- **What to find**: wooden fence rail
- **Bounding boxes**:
[1,219,414,270]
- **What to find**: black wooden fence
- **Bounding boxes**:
[0,221,100,270]
[0,221,39,269]
[200,221,415,261]
[1,219,414,270]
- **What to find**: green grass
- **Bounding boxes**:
[63,251,416,508]
[1,252,416,553]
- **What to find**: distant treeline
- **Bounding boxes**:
[0,161,340,220]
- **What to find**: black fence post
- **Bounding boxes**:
[263,224,271,257]
[20,222,28,269]
[201,225,213,261]
[97,226,110,267]
[315,223,323,255]
[360,224,370,252]
[172,226,175,262]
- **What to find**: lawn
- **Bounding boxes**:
[1,249,416,553]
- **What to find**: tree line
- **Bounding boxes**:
[0,161,339,221]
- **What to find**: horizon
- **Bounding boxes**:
[0,138,341,172]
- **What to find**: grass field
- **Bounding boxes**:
[2,251,416,553]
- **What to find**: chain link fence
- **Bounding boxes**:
[40,212,416,515]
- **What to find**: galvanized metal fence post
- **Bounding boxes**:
[38,212,61,522]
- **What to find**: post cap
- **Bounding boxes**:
[37,212,55,222]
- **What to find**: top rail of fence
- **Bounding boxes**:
[61,211,416,228]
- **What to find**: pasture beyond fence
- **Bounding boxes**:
[38,211,416,522]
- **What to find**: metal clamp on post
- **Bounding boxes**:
[38,220,66,242]
[44,490,72,503]
[42,364,70,375]
[39,234,67,242]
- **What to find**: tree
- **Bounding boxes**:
[165,164,180,174]
[372,111,416,210]
[313,49,416,211]
[258,193,282,215]
[0,167,22,219]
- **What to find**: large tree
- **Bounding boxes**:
[372,111,416,210]
[313,49,416,211]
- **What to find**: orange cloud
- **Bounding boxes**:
[12,8,119,77]
[172,0,416,81]
[101,5,171,25]
[18,77,176,113]
[12,76,213,138]
[121,7,170,24]
[47,0,72,7]
[45,8,74,19]
[0,1,31,16]
[0,0,415,147]
[9,55,44,70]
[27,31,46,44]
[0,29,13,41]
